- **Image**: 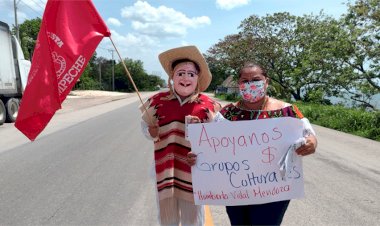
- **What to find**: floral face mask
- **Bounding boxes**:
[239,80,266,103]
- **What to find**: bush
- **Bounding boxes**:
[76,76,102,90]
[296,102,380,141]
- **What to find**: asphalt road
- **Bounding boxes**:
[0,92,160,225]
[0,92,379,225]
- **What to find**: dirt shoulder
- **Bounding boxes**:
[69,90,131,97]
[61,90,228,114]
[60,90,137,114]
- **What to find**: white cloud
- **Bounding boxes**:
[98,29,159,61]
[120,1,211,38]
[108,29,157,49]
[181,41,190,46]
[97,29,164,76]
[216,0,251,10]
[107,18,122,27]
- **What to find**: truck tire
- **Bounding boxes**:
[0,100,5,125]
[5,98,19,122]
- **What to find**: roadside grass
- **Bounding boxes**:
[296,102,380,141]
[215,94,380,142]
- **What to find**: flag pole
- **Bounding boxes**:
[108,37,155,126]
[109,37,146,107]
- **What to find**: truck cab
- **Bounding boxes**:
[0,21,31,125]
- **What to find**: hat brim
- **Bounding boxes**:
[159,45,212,92]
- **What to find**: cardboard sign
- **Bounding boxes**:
[187,117,305,205]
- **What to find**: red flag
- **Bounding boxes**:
[15,0,110,141]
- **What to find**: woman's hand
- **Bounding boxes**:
[186,152,197,166]
[295,135,317,156]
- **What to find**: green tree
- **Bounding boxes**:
[114,58,145,92]
[76,53,102,90]
[92,56,111,89]
[293,14,346,104]
[334,0,380,109]
[14,18,41,60]
[146,74,165,90]
[112,58,164,92]
[239,12,303,101]
[207,12,337,102]
[205,34,244,91]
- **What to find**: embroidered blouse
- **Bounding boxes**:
[218,103,315,135]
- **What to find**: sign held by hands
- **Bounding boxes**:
[187,117,305,206]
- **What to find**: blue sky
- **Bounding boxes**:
[0,0,353,79]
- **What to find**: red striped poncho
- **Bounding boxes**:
[141,91,221,202]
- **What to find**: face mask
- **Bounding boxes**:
[239,80,266,103]
[173,63,198,98]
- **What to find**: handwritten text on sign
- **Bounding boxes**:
[187,117,305,206]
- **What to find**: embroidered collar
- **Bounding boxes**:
[173,91,197,106]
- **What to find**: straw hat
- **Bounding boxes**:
[158,45,212,92]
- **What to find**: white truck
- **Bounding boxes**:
[0,21,31,125]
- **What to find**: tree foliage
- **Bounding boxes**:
[112,58,164,92]
[76,53,102,90]
[206,0,379,109]
[205,34,244,91]
[13,18,41,59]
[77,55,165,92]
[335,0,380,109]
[207,12,336,102]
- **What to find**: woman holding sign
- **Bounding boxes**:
[140,46,221,226]
[188,62,317,225]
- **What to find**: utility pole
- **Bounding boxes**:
[13,0,20,43]
[108,49,115,91]
[98,62,102,88]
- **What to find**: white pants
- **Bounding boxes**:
[158,197,204,226]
